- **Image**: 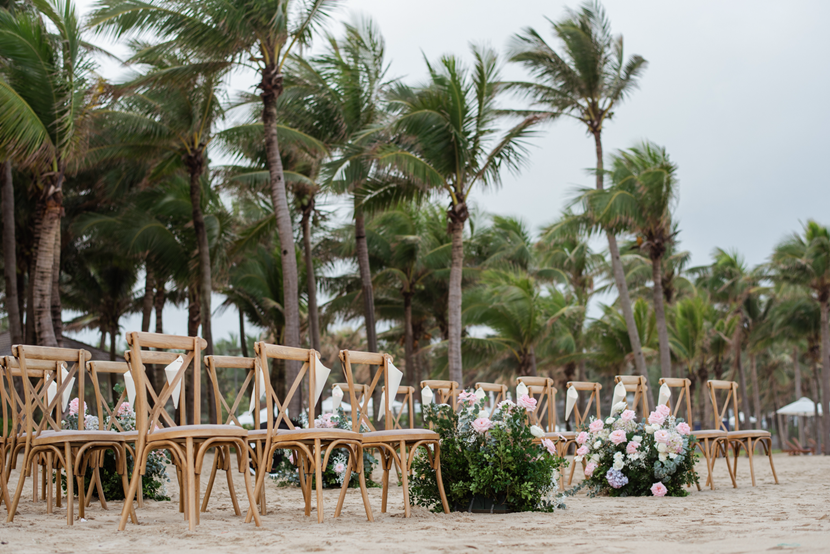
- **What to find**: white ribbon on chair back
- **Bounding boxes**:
[248,361,267,414]
[611,381,627,412]
[474,387,486,401]
[331,384,344,410]
[565,386,578,420]
[165,355,184,409]
[421,385,433,406]
[378,361,403,420]
[516,381,529,399]
[61,364,75,411]
[47,380,57,408]
[658,383,672,407]
[313,355,331,405]
[123,370,136,407]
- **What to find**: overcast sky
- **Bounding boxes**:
[69,0,830,345]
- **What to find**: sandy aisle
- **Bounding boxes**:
[1,452,827,553]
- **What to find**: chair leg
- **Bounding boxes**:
[747,439,757,487]
[201,448,220,513]
[239,444,261,527]
[380,450,391,513]
[65,443,74,526]
[400,440,410,518]
[356,444,373,522]
[45,453,54,514]
[118,445,144,531]
[314,439,324,524]
[6,452,29,522]
[433,443,450,514]
[765,439,779,484]
[185,438,197,531]
[334,453,352,518]
[225,448,241,517]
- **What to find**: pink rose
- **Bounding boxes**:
[584,462,597,477]
[471,417,493,434]
[656,404,671,418]
[517,394,537,411]
[588,419,604,433]
[626,441,640,454]
[458,391,478,406]
[676,422,691,435]
[610,429,627,445]
[654,429,670,444]
[620,410,636,422]
[68,397,87,416]
[541,438,557,455]
[576,431,589,445]
[651,482,668,497]
[648,411,666,426]
[576,445,589,456]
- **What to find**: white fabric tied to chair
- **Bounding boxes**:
[565,386,578,420]
[611,381,627,413]
[165,355,184,409]
[248,361,267,413]
[313,354,331,405]
[46,364,76,410]
[658,383,672,407]
[124,370,137,406]
[378,361,403,420]
[421,385,433,406]
[331,385,344,410]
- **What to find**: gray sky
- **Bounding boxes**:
[69,0,830,345]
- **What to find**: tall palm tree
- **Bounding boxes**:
[508,0,649,386]
[91,0,336,414]
[382,46,537,384]
[669,295,707,424]
[580,141,678,379]
[0,0,103,346]
[771,220,830,454]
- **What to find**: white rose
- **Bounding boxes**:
[632,435,643,443]
[669,453,678,460]
[590,455,600,464]
[574,455,584,462]
[613,460,624,471]
[645,425,655,434]
[478,410,489,419]
[605,417,616,424]
[657,443,668,453]
[593,440,602,449]
[530,425,545,438]
[611,401,627,416]
[614,451,624,460]
[658,453,667,462]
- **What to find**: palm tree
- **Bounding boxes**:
[508,0,650,387]
[382,46,537,384]
[580,141,679,379]
[669,295,707,424]
[771,220,830,454]
[90,0,337,414]
[0,0,103,346]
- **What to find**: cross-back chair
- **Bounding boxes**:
[474,383,508,417]
[708,380,778,487]
[656,377,709,491]
[244,343,373,524]
[613,375,649,420]
[563,381,602,485]
[516,377,558,433]
[5,345,134,526]
[0,362,13,512]
[383,386,415,430]
[420,380,458,409]
[118,332,260,531]
[341,350,449,517]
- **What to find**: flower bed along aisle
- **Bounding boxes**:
[577,402,699,497]
[409,390,569,513]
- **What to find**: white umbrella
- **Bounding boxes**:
[777,397,823,416]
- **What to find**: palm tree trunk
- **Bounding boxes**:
[2,160,22,344]
[594,131,650,409]
[141,267,154,333]
[354,203,380,423]
[750,352,762,430]
[404,291,414,394]
[301,206,320,352]
[187,160,213,357]
[50,223,62,346]
[734,333,752,430]
[25,263,35,343]
[187,285,200,425]
[448,218,464,386]
[811,361,822,451]
[33,203,60,347]
[819,298,830,454]
[651,255,672,379]
[794,346,805,444]
[239,308,249,358]
[261,69,301,417]
[109,328,118,403]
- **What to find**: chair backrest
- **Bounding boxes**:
[658,377,692,424]
[517,376,557,432]
[474,382,508,417]
[11,345,90,440]
[205,355,270,428]
[125,332,206,438]
[420,380,459,409]
[339,349,399,432]
[88,360,134,432]
[614,375,649,420]
[565,381,602,428]
[707,379,739,432]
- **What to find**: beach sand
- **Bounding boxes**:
[1,452,827,553]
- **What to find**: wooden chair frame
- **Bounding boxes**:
[384,385,415,430]
[244,343,373,524]
[0,363,13,512]
[341,350,449,517]
[420,380,458,409]
[5,345,134,526]
[708,380,778,487]
[474,382,508,418]
[516,377,558,433]
[613,375,649,420]
[564,381,602,485]
[117,332,260,531]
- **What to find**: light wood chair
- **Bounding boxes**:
[117,332,261,531]
[614,375,649,420]
[516,377,558,433]
[420,380,458,408]
[383,385,415,430]
[563,381,602,485]
[244,342,373,524]
[474,382,508,417]
[707,380,778,487]
[5,345,134,526]
[342,350,449,517]
[0,363,13,512]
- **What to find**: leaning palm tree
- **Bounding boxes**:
[579,141,678,379]
[382,46,537,385]
[771,220,830,454]
[0,0,103,346]
[90,0,336,411]
[508,0,649,385]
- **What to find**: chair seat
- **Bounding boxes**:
[694,429,728,439]
[728,430,771,440]
[32,429,126,446]
[246,429,270,438]
[361,429,439,444]
[272,428,362,442]
[148,424,248,442]
[118,430,139,440]
[555,431,577,440]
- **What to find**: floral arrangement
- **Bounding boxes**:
[578,402,699,497]
[269,407,378,489]
[62,396,170,501]
[409,390,569,513]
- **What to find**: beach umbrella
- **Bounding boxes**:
[776,397,823,416]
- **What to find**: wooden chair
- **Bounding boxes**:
[420,380,458,408]
[383,385,415,430]
[5,345,134,526]
[563,381,602,485]
[342,349,449,517]
[245,343,373,524]
[0,362,13,512]
[708,380,778,487]
[117,332,260,531]
[516,377,557,433]
[614,375,649,420]
[474,382,508,417]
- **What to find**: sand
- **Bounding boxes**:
[1,452,827,553]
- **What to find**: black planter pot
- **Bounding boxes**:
[455,495,513,514]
